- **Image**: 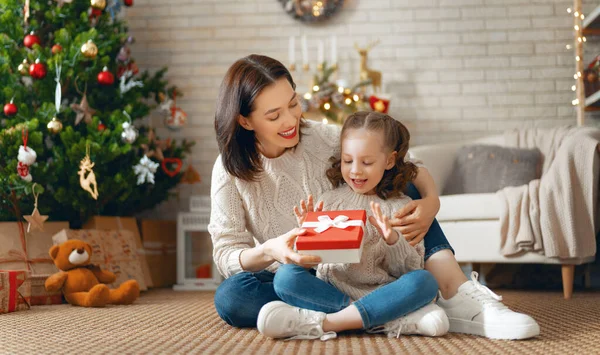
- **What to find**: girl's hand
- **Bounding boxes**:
[368,201,399,245]
[390,197,438,246]
[293,194,324,226]
[263,228,321,268]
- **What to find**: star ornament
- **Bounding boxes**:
[23,207,49,233]
[140,129,164,161]
[71,94,97,125]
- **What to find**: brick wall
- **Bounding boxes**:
[126,0,596,218]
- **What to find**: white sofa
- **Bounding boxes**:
[410,135,595,299]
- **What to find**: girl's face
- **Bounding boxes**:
[341,128,396,195]
[238,78,302,158]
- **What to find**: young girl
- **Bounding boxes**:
[257,111,450,340]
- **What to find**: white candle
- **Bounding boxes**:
[317,40,324,65]
[331,35,337,65]
[301,35,308,66]
[288,36,295,65]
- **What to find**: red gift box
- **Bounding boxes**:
[0,270,31,314]
[295,210,366,263]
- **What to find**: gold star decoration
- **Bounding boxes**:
[23,184,48,233]
[53,0,73,7]
[140,129,165,161]
[180,165,201,184]
[70,94,96,126]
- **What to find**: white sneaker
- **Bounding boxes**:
[436,271,540,340]
[257,301,337,341]
[368,304,450,338]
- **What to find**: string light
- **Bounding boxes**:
[575,25,580,30]
[567,7,572,13]
[578,72,582,77]
[576,56,581,61]
[353,94,359,102]
[344,98,352,105]
[323,102,331,110]
[304,92,312,100]
[581,14,585,20]
[574,74,579,79]
[575,11,580,17]
[583,37,587,42]
[572,99,579,105]
[337,86,344,93]
[322,118,328,124]
[572,85,576,91]
[313,85,320,92]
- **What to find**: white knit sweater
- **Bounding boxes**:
[209,120,423,282]
[317,185,424,301]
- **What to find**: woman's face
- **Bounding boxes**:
[238,78,301,158]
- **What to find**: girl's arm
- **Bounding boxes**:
[391,166,441,246]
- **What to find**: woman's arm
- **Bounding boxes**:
[391,166,441,246]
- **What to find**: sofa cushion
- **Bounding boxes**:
[438,193,500,221]
[442,145,542,195]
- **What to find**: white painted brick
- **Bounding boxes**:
[461,7,507,18]
[414,108,463,120]
[532,67,573,79]
[535,93,573,104]
[442,44,487,56]
[235,14,281,26]
[350,23,396,35]
[532,16,571,28]
[394,21,439,33]
[507,5,555,17]
[188,16,235,27]
[535,43,566,54]
[488,43,534,55]
[214,3,258,14]
[463,107,511,119]
[510,106,557,118]
[510,55,556,67]
[485,18,531,30]
[396,47,440,58]
[439,0,484,6]
[358,0,392,9]
[507,81,556,92]
[391,0,437,8]
[440,96,487,107]
[416,83,461,95]
[463,82,509,94]
[170,4,213,16]
[416,34,461,45]
[439,20,485,32]
[462,32,507,43]
[485,69,531,80]
[415,9,460,20]
[508,30,554,42]
[488,94,534,106]
[418,58,464,69]
[464,57,510,68]
[439,70,485,82]
[368,9,413,21]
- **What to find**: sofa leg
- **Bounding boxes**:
[561,265,575,299]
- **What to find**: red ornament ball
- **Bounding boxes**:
[98,122,106,131]
[97,67,115,86]
[23,32,41,48]
[124,0,133,6]
[29,60,47,79]
[3,102,17,116]
[52,44,63,54]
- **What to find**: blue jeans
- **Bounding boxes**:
[214,183,454,328]
[273,264,438,328]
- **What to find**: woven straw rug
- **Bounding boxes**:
[1,288,598,354]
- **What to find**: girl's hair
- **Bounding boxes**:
[214,54,299,181]
[326,111,418,199]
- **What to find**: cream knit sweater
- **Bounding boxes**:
[209,120,423,286]
[317,185,424,301]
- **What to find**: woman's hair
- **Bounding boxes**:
[214,54,298,181]
[326,111,418,200]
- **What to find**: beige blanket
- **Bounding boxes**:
[497,126,600,259]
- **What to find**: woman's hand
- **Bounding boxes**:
[390,197,439,246]
[368,201,399,245]
[293,194,324,226]
[262,228,322,268]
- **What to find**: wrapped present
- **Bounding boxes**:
[52,229,147,290]
[83,216,153,288]
[0,270,31,314]
[0,222,69,276]
[295,210,366,263]
[30,274,63,305]
[140,220,177,288]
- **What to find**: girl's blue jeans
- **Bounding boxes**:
[214,183,455,328]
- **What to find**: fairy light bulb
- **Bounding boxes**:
[581,14,585,20]
[313,85,320,92]
[567,7,572,13]
[576,56,581,61]
[353,94,359,102]
[574,25,580,30]
[583,37,587,42]
[337,86,344,93]
[578,37,582,42]
[322,118,328,124]
[344,98,352,105]
[572,99,579,105]
[304,92,312,100]
[324,102,331,110]
[578,72,582,77]
[572,85,577,91]
[574,74,578,79]
[575,11,580,17]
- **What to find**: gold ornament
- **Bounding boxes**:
[90,0,106,10]
[79,144,99,200]
[18,59,29,75]
[23,184,48,233]
[47,117,63,134]
[373,100,386,112]
[81,39,98,59]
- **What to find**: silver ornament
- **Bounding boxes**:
[121,121,138,144]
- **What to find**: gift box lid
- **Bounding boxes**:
[296,210,366,250]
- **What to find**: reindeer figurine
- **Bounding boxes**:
[78,155,99,200]
[354,40,382,93]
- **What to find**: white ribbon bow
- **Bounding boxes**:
[302,215,364,233]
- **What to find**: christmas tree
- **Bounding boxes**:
[0,0,193,227]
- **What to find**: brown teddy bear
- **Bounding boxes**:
[45,239,140,307]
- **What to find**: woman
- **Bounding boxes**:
[209,54,539,340]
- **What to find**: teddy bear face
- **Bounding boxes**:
[49,240,94,271]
